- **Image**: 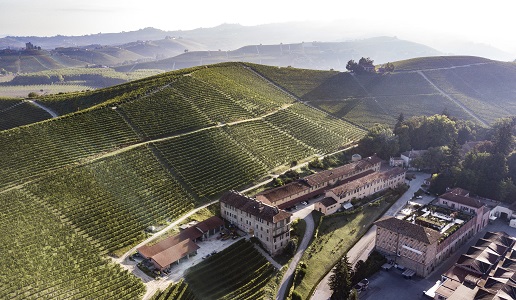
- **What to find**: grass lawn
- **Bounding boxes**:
[292,197,395,299]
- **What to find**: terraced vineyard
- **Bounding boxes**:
[265,103,365,153]
[0,108,138,189]
[393,56,491,72]
[24,147,195,255]
[154,128,267,199]
[192,64,294,115]
[185,240,276,300]
[224,119,316,168]
[170,75,253,123]
[120,86,213,138]
[0,189,145,300]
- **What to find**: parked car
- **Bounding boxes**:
[415,195,423,199]
[301,201,308,205]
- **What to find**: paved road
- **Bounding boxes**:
[311,173,429,300]
[276,211,315,300]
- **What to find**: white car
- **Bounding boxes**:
[301,201,308,205]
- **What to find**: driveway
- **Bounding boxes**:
[276,212,315,300]
[311,172,429,300]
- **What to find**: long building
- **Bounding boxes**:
[317,167,406,214]
[255,155,382,209]
[220,190,292,256]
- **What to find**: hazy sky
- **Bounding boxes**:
[1,0,515,52]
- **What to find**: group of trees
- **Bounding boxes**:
[346,57,395,74]
[357,113,516,202]
[346,57,375,74]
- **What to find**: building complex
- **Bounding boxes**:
[375,188,492,277]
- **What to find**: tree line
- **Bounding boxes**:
[357,113,516,202]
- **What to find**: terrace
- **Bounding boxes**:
[404,204,472,242]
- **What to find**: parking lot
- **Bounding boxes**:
[360,218,516,299]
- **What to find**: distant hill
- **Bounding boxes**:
[116,37,440,72]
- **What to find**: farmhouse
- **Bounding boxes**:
[432,231,516,300]
[220,190,292,256]
[137,216,224,271]
[256,155,382,208]
[375,188,492,277]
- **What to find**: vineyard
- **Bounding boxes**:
[120,86,214,138]
[265,103,365,153]
[2,59,512,299]
[192,64,294,115]
[223,119,316,168]
[392,56,491,71]
[0,189,145,300]
[153,128,268,199]
[0,100,51,130]
[24,147,196,255]
[149,280,195,300]
[0,107,138,189]
[184,239,276,300]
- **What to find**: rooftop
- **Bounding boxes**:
[319,197,338,207]
[256,180,310,204]
[439,192,485,209]
[440,232,516,300]
[330,167,405,197]
[375,216,441,245]
[220,190,291,223]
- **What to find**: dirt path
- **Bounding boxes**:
[417,71,488,127]
[25,100,59,118]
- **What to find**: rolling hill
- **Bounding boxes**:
[0,62,364,299]
[2,57,516,299]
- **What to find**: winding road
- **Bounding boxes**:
[277,211,315,300]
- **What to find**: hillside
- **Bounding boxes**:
[0,62,364,299]
[249,56,516,127]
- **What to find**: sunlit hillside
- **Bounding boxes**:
[0,62,364,299]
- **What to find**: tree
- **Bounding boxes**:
[329,256,352,300]
[27,92,39,98]
[358,124,399,159]
[382,62,395,72]
[346,60,361,73]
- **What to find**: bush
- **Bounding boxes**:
[27,92,39,98]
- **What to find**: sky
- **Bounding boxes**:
[1,0,515,53]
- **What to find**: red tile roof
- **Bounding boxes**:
[137,216,224,268]
[304,155,382,186]
[220,190,292,223]
[257,181,310,204]
[151,239,199,270]
[195,216,225,233]
[330,168,405,197]
[375,216,441,244]
[439,192,484,209]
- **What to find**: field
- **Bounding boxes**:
[0,100,52,130]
